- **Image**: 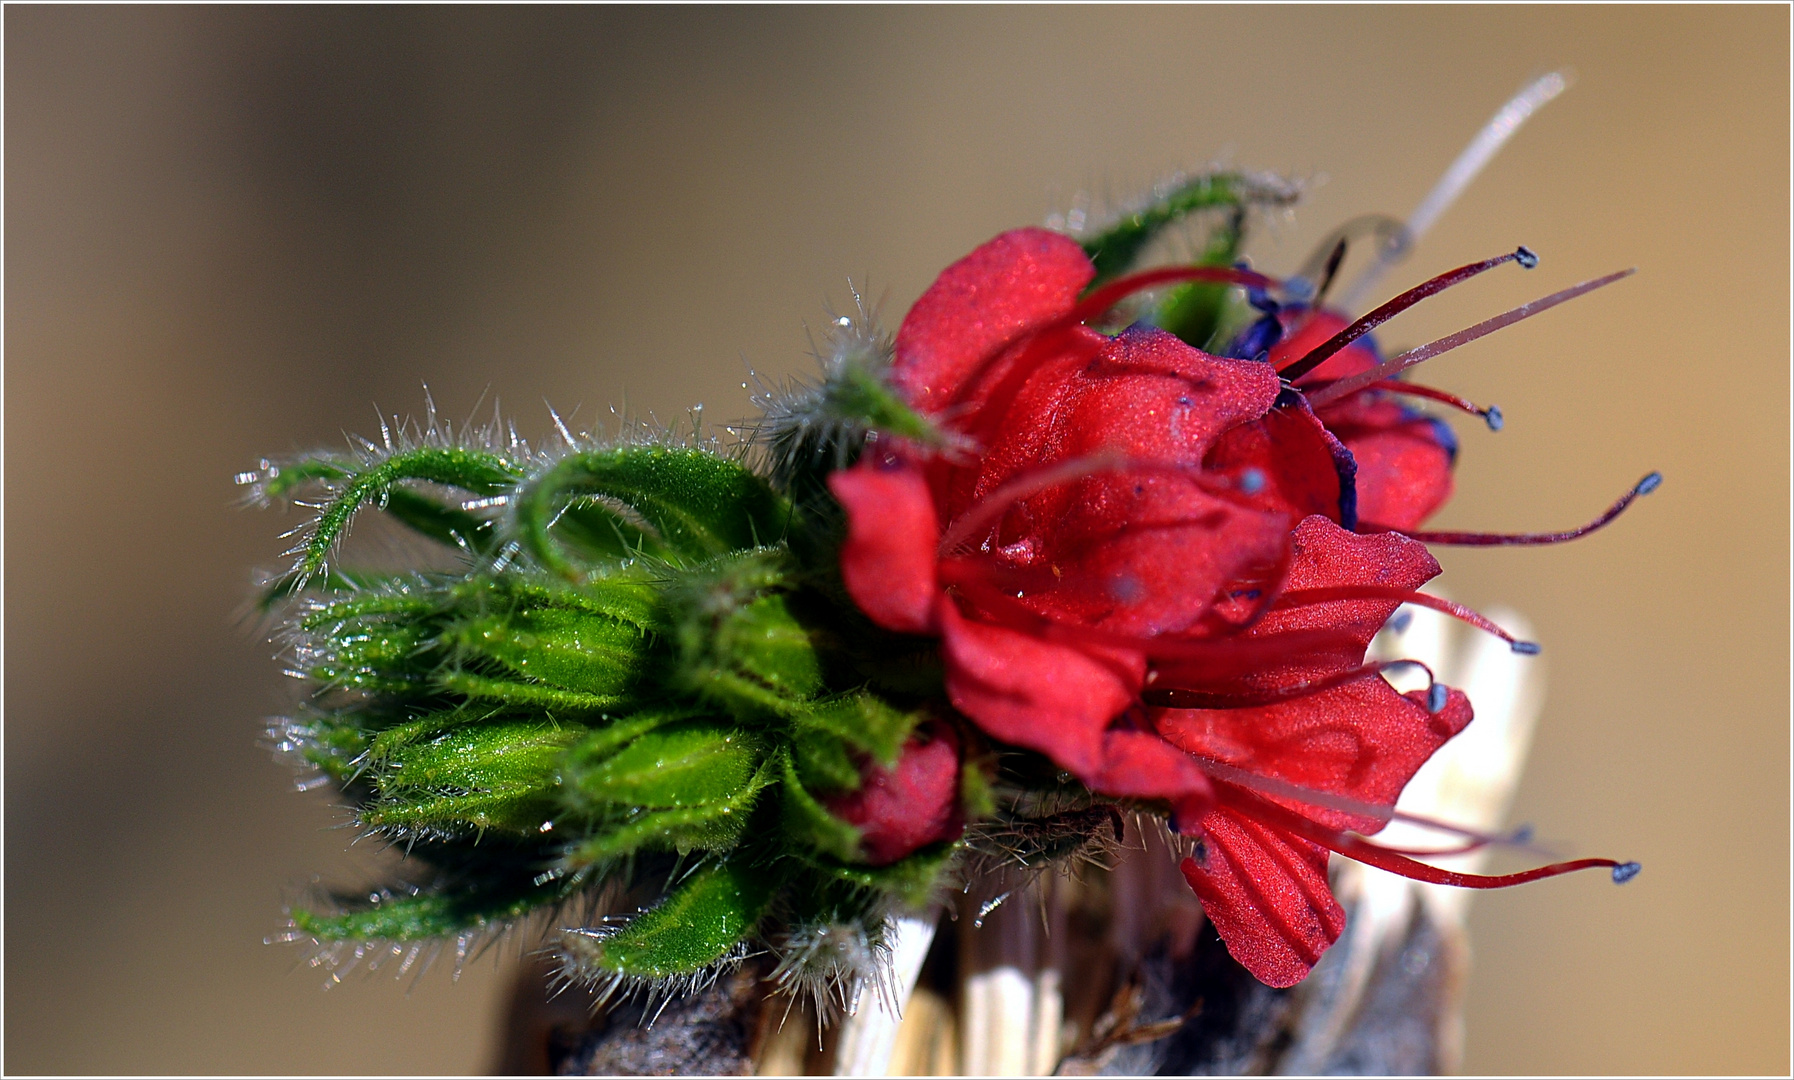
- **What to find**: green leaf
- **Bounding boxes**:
[295,447,525,582]
[574,860,777,979]
[515,446,790,577]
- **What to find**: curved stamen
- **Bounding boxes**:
[1065,265,1280,328]
[1304,268,1637,408]
[1142,659,1435,710]
[1357,380,1504,430]
[1214,784,1638,888]
[1271,586,1541,654]
[1364,472,1662,547]
[1278,247,1536,383]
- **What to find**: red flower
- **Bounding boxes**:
[829,228,1634,986]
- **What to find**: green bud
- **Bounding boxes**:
[300,591,448,695]
[363,718,581,837]
[669,550,823,719]
[564,722,761,810]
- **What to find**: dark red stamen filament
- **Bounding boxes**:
[1363,472,1662,547]
[1142,659,1431,710]
[1066,265,1279,327]
[1272,586,1537,652]
[1277,248,1532,382]
[1303,267,1637,408]
[1212,784,1630,889]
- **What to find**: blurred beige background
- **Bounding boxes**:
[6,6,1786,1074]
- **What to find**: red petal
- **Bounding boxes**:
[1087,730,1215,805]
[824,727,965,866]
[1203,392,1356,526]
[1178,803,1344,988]
[893,228,1094,416]
[937,599,1141,777]
[829,457,940,634]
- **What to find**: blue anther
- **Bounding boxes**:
[1611,861,1642,884]
[1514,245,1540,269]
[1511,640,1542,656]
[1239,468,1266,495]
[1386,611,1413,635]
[1509,824,1535,844]
[1425,682,1449,714]
[1635,472,1663,496]
[1484,405,1504,432]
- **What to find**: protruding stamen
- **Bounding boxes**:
[1426,681,1449,714]
[1273,586,1541,654]
[1370,472,1662,547]
[1304,268,1637,408]
[1278,249,1535,382]
[1612,861,1643,884]
[1066,265,1279,328]
[1220,784,1631,890]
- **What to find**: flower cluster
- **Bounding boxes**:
[250,169,1647,1006]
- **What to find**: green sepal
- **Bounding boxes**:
[300,591,448,695]
[778,750,863,863]
[516,446,790,577]
[797,693,918,768]
[812,840,960,910]
[561,739,775,865]
[295,447,525,581]
[1152,206,1249,351]
[291,877,567,942]
[449,605,653,698]
[563,722,762,810]
[572,859,778,979]
[436,671,632,713]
